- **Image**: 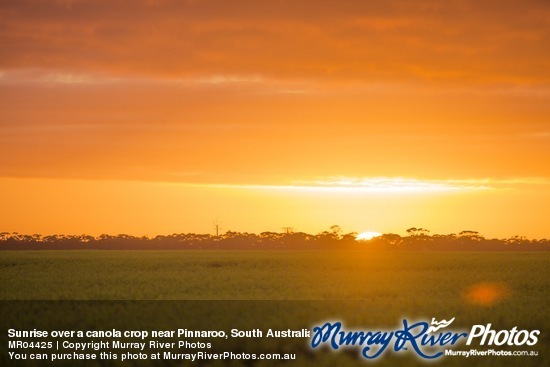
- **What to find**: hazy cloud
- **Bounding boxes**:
[1,0,549,85]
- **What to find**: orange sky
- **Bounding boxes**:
[1,0,549,238]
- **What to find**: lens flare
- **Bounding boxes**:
[463,282,511,307]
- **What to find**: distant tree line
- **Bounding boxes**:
[0,227,548,251]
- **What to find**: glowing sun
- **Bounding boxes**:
[356,231,382,241]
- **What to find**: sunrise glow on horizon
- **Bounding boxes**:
[356,232,382,241]
[0,1,548,238]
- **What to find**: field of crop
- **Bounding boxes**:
[1,250,548,367]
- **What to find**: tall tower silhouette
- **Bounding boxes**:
[214,219,222,239]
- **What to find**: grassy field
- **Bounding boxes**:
[2,250,548,301]
[1,250,548,366]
